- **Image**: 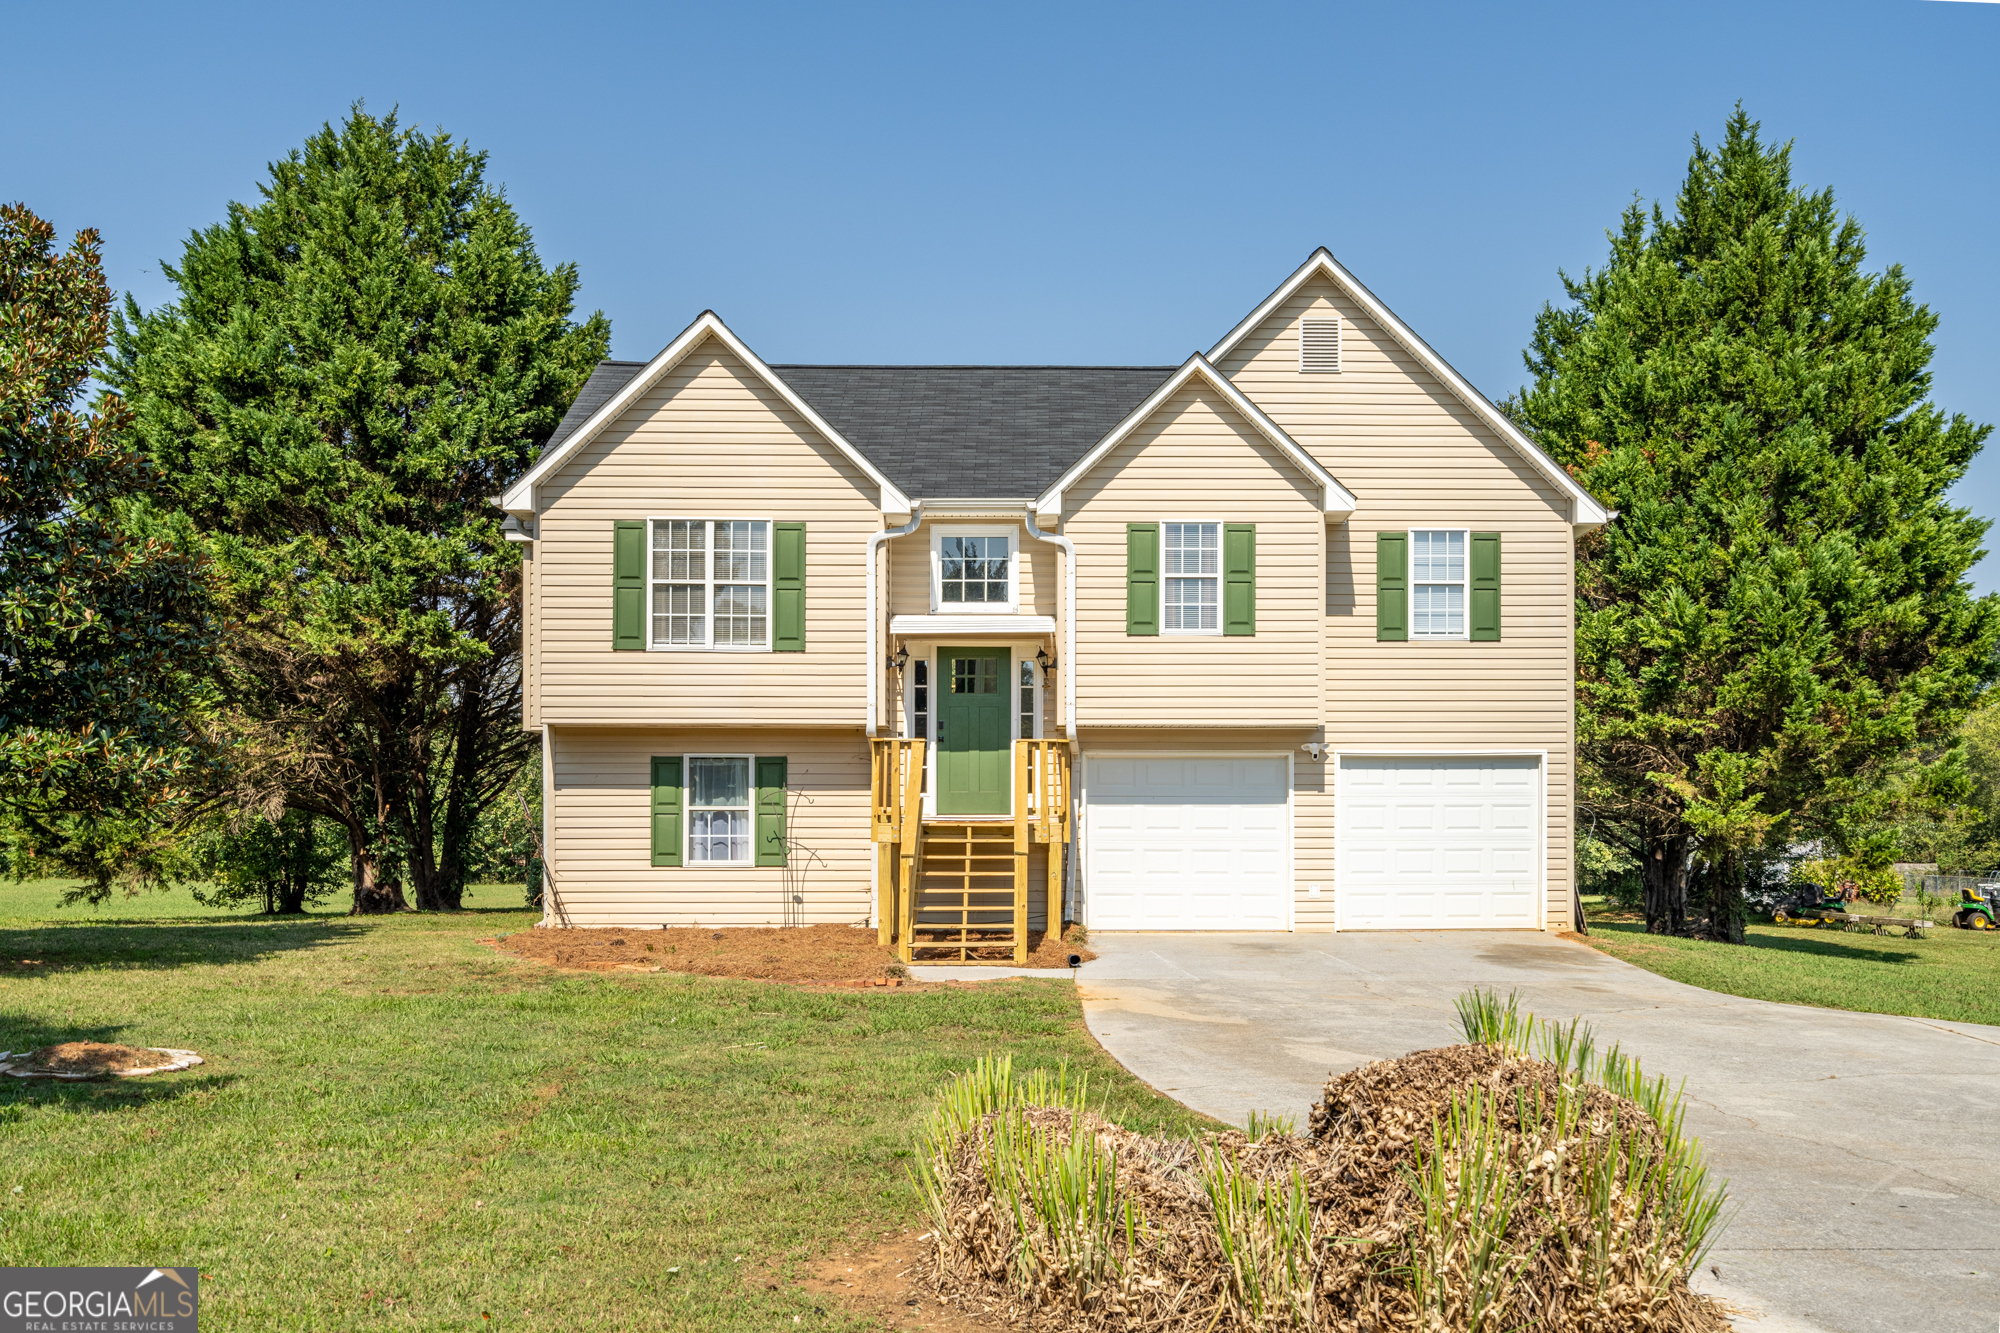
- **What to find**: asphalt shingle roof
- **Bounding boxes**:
[543,359,1176,500]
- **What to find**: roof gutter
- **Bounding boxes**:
[1022,507,1076,743]
[866,505,923,736]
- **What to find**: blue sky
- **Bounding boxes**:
[9,1,1998,583]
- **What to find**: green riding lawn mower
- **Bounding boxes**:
[1953,884,1999,931]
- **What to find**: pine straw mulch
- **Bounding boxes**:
[489,923,1094,984]
[0,1042,205,1080]
[916,1044,1733,1333]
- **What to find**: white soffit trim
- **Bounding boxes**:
[496,311,912,516]
[1033,354,1356,518]
[1207,249,1611,527]
[890,614,1058,636]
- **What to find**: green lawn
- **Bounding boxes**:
[1581,909,2000,1028]
[0,880,1213,1330]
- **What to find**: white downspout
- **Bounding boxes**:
[865,506,923,736]
[1022,509,1075,742]
[1023,507,1079,929]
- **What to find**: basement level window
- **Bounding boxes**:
[687,756,752,864]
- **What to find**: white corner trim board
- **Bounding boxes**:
[1207,250,1610,529]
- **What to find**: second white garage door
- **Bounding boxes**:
[1337,755,1541,929]
[1084,755,1289,931]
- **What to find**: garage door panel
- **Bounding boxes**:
[1391,803,1439,832]
[1339,756,1540,930]
[1086,755,1290,931]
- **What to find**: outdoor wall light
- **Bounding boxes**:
[1035,646,1055,684]
[1300,742,1326,761]
[890,646,909,673]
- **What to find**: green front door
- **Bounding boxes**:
[935,648,1011,816]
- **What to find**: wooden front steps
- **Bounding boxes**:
[906,822,1024,963]
[869,737,1071,965]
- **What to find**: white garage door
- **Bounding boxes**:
[1084,756,1289,931]
[1338,756,1541,929]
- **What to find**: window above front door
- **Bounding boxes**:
[930,526,1017,613]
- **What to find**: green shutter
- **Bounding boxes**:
[1126,523,1159,636]
[1223,523,1256,636]
[755,756,788,867]
[613,520,646,650]
[1470,531,1501,642]
[1376,532,1408,641]
[773,522,805,651]
[650,756,682,867]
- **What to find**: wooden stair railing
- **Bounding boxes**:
[870,736,1072,966]
[869,738,925,947]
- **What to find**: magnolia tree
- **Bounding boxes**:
[0,204,217,903]
[1510,110,1999,940]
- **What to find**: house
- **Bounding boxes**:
[496,249,1610,957]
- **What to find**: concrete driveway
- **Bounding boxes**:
[1074,930,2000,1333]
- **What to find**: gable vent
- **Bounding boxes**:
[1300,316,1342,374]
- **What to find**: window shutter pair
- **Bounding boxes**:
[612,521,806,650]
[649,755,788,868]
[1374,531,1500,640]
[1124,523,1256,636]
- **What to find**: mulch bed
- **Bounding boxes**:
[489,923,1093,984]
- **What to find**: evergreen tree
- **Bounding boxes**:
[109,106,608,912]
[0,204,217,902]
[1510,109,2000,940]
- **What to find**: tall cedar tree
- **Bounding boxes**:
[0,204,216,901]
[1510,110,1999,940]
[109,108,608,912]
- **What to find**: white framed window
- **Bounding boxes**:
[650,519,771,650]
[1410,529,1468,639]
[1019,659,1038,739]
[931,526,1017,613]
[1162,521,1221,634]
[686,754,753,864]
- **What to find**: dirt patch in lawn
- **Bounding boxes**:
[490,924,1093,984]
[793,1229,1008,1331]
[1,1042,204,1079]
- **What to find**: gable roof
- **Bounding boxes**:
[544,359,646,452]
[1033,354,1357,517]
[1208,248,1611,526]
[497,312,913,515]
[771,365,1173,499]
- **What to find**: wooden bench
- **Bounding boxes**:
[1778,908,1933,939]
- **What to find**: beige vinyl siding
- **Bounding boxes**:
[533,335,881,727]
[1065,381,1324,728]
[886,519,1058,619]
[546,725,1057,931]
[1216,273,1576,928]
[547,727,872,927]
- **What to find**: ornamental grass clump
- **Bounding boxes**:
[912,999,1733,1332]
